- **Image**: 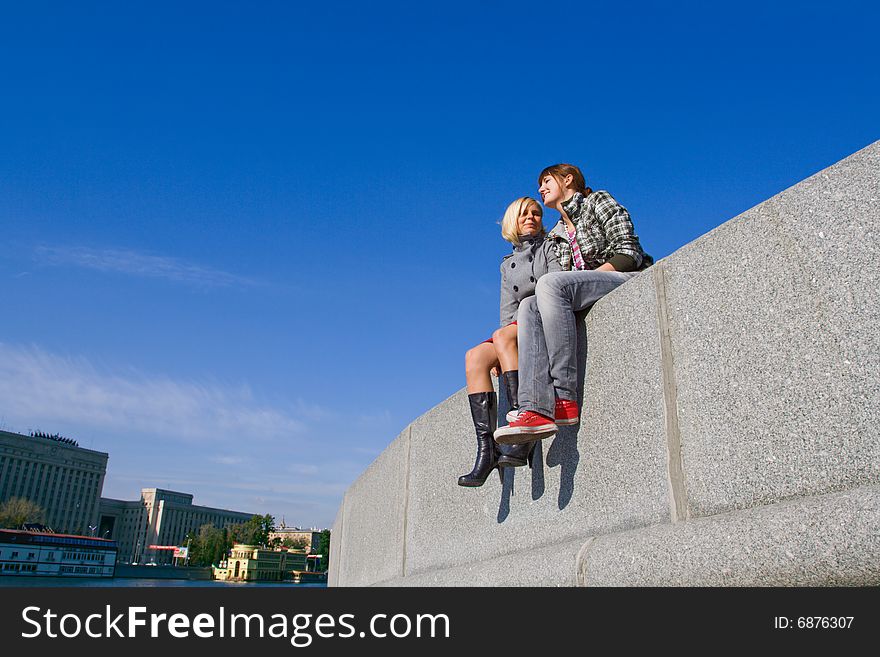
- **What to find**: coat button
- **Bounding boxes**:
[513,285,519,292]
[528,256,533,262]
[510,262,516,268]
[530,276,535,283]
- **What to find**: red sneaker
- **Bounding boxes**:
[555,399,580,426]
[493,411,557,445]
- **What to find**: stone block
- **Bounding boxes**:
[385,537,586,587]
[402,271,671,579]
[661,141,880,517]
[578,485,880,586]
[334,429,410,586]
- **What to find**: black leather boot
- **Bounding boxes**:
[497,371,534,468]
[501,370,520,420]
[497,441,536,468]
[458,391,499,487]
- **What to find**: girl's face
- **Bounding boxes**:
[538,174,570,208]
[517,203,543,238]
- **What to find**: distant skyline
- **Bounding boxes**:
[2,1,878,527]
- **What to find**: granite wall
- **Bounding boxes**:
[329,141,880,586]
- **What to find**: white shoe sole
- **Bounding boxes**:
[493,425,557,445]
[506,412,578,426]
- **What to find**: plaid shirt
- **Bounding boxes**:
[547,191,652,271]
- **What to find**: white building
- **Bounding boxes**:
[99,488,253,564]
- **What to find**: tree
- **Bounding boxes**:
[0,497,45,528]
[183,529,204,565]
[232,514,275,547]
[201,524,231,566]
[185,524,233,567]
[256,514,276,546]
[316,529,331,571]
[281,536,309,550]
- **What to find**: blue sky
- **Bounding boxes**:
[1,1,877,529]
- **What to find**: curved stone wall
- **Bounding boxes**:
[329,141,880,586]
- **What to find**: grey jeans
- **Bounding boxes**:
[518,269,639,417]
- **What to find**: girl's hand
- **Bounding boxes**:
[490,366,500,377]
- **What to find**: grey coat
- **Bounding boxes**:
[499,234,563,326]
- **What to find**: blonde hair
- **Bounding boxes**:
[537,163,591,197]
[501,197,543,246]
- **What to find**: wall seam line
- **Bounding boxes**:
[654,263,690,522]
[334,493,345,586]
[401,424,412,578]
[575,537,596,587]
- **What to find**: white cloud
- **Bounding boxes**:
[0,342,396,527]
[105,471,350,501]
[289,399,334,422]
[212,456,245,466]
[286,463,320,476]
[0,342,305,445]
[34,245,259,289]
[355,409,393,429]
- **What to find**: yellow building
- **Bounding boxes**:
[214,544,288,582]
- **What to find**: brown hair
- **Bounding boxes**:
[537,164,592,196]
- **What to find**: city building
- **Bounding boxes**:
[285,549,327,583]
[213,544,288,581]
[2,430,268,566]
[0,528,117,578]
[0,429,108,535]
[269,526,323,551]
[285,549,308,572]
[98,488,254,564]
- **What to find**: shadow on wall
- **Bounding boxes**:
[496,307,593,522]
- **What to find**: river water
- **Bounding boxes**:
[0,577,325,588]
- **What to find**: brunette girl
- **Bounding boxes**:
[494,164,652,444]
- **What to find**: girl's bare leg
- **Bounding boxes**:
[492,323,519,373]
[459,341,503,487]
[465,341,500,393]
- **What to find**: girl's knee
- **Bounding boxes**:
[465,344,491,370]
[535,273,558,296]
[536,272,572,302]
[493,325,516,345]
[519,295,538,314]
[464,346,479,369]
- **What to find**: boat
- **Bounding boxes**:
[0,528,117,578]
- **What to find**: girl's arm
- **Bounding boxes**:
[499,262,518,327]
[544,239,564,273]
[593,191,644,271]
